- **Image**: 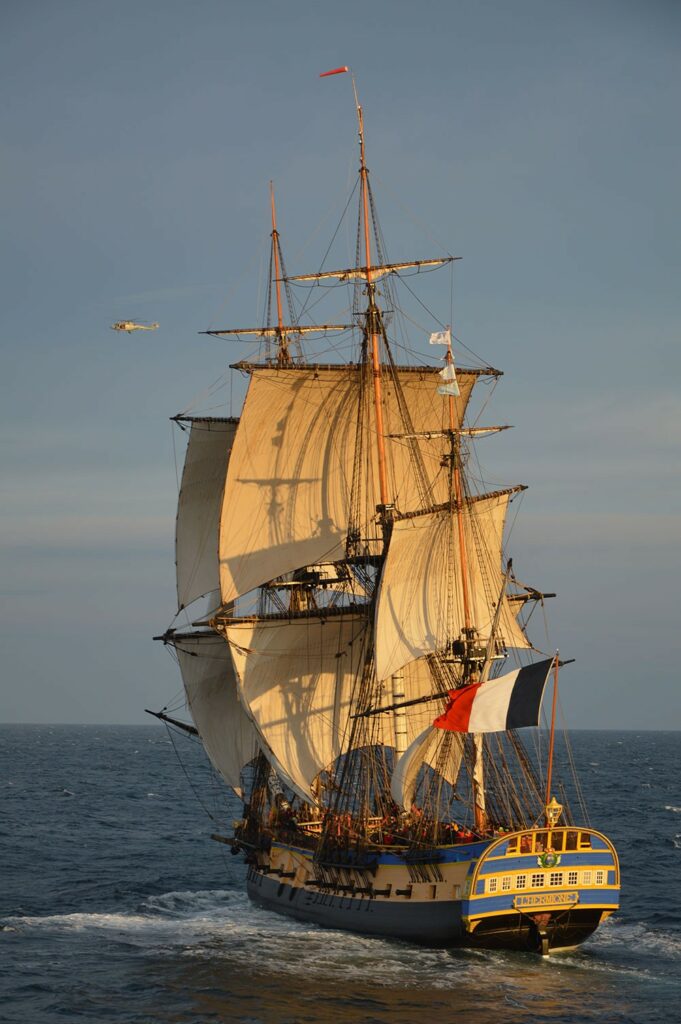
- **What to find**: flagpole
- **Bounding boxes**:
[544,652,560,826]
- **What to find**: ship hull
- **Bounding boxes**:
[246,869,604,951]
[242,825,619,954]
[247,867,463,944]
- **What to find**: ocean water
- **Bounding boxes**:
[1,726,679,1024]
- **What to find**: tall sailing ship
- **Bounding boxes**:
[153,73,619,954]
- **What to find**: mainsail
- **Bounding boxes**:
[223,613,371,799]
[175,417,238,611]
[222,610,462,801]
[218,365,488,604]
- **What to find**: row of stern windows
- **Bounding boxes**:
[504,831,594,855]
[486,869,607,894]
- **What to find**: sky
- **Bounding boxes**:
[1,0,679,729]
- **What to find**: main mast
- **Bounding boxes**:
[353,77,390,513]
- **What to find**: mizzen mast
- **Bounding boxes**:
[442,330,487,830]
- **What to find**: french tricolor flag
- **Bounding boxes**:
[433,659,555,733]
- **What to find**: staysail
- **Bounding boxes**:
[175,417,238,611]
[374,491,531,681]
[218,365,487,604]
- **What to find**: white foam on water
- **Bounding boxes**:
[3,889,673,990]
[0,891,515,990]
[664,805,681,813]
[586,916,681,960]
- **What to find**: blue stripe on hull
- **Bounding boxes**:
[463,887,618,917]
[477,851,615,873]
[274,840,490,867]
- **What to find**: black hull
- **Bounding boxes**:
[466,909,603,953]
[246,869,602,952]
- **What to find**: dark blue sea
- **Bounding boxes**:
[1,727,679,1024]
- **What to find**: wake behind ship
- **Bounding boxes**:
[152,70,619,955]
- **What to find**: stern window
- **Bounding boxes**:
[516,874,527,889]
[531,873,544,888]
[549,872,563,886]
[568,871,578,886]
[488,878,498,893]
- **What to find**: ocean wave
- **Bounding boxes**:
[1,889,664,991]
[664,806,681,813]
[588,917,681,959]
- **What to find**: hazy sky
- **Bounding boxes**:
[1,0,679,728]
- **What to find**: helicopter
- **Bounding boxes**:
[111,320,159,334]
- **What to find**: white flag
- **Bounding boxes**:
[429,329,451,346]
[437,361,459,396]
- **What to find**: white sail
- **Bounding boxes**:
[223,613,460,802]
[175,633,259,799]
[390,725,464,811]
[176,418,238,611]
[374,493,531,681]
[224,613,373,800]
[218,366,479,604]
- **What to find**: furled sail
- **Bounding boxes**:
[374,492,531,681]
[175,418,238,611]
[174,632,259,799]
[218,365,485,604]
[286,257,456,283]
[202,324,352,338]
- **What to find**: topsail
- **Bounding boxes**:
[218,365,485,604]
[374,492,531,681]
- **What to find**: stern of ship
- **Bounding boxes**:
[460,826,619,953]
